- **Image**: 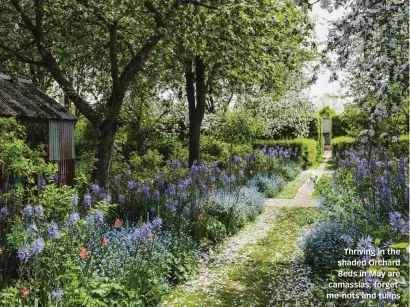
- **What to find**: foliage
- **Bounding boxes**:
[332,135,409,159]
[215,112,268,145]
[200,136,253,169]
[308,147,409,305]
[74,119,98,157]
[316,115,324,159]
[127,150,164,182]
[338,97,409,141]
[155,137,188,162]
[253,138,318,169]
[391,135,410,158]
[0,118,58,286]
[236,87,315,140]
[331,136,356,157]
[0,118,57,180]
[330,114,349,138]
[318,106,336,118]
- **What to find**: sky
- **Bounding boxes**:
[307,2,347,112]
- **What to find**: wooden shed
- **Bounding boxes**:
[0,75,78,186]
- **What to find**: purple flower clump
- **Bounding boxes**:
[51,289,63,302]
[31,237,45,255]
[67,212,80,226]
[18,246,31,262]
[127,181,140,190]
[95,210,104,224]
[118,194,125,204]
[0,207,10,220]
[71,194,78,206]
[103,194,111,203]
[153,191,160,202]
[152,216,162,230]
[142,186,150,199]
[23,204,33,216]
[27,223,38,235]
[48,222,60,240]
[34,205,44,216]
[83,194,92,206]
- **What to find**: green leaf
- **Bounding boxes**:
[389,243,408,249]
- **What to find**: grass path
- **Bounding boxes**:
[274,172,312,199]
[160,156,331,307]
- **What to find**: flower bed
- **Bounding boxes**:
[0,140,300,305]
[301,146,409,306]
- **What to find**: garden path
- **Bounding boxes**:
[160,154,332,307]
[265,151,332,207]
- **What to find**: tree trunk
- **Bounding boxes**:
[189,122,201,165]
[186,56,207,166]
[92,118,118,186]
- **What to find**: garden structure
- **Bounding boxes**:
[321,117,331,151]
[0,74,78,186]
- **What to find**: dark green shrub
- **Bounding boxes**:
[253,138,318,169]
[307,116,324,159]
[331,114,348,138]
[196,215,228,245]
[155,137,187,161]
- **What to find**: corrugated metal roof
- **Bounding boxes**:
[0,77,78,121]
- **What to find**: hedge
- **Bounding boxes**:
[307,116,324,160]
[253,138,317,169]
[317,116,324,160]
[331,136,356,157]
[331,135,409,158]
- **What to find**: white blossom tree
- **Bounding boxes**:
[326,0,409,140]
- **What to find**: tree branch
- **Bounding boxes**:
[118,1,168,92]
[109,22,120,94]
[0,43,45,66]
[10,0,101,127]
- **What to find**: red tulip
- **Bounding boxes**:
[114,218,123,229]
[79,248,89,259]
[101,237,109,246]
[21,286,30,296]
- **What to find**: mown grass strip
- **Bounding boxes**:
[274,172,311,199]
